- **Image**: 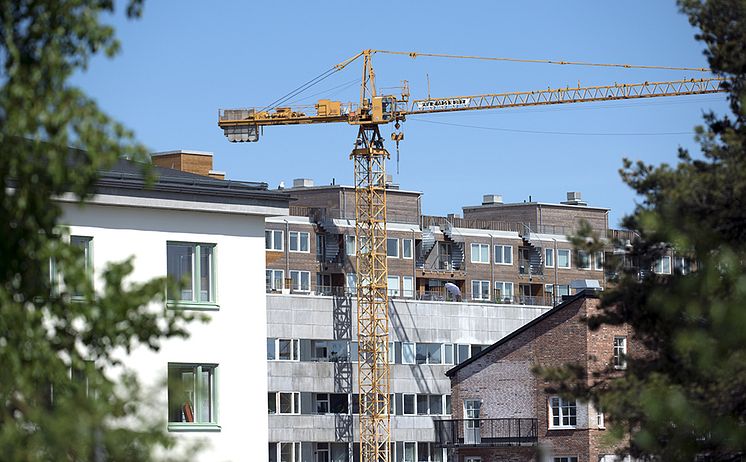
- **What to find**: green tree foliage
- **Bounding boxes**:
[540,1,746,460]
[0,1,197,460]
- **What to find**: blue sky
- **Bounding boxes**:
[75,1,729,227]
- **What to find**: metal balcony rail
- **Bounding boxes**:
[435,418,538,448]
[421,215,524,233]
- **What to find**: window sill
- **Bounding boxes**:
[168,423,221,432]
[494,262,514,266]
[167,301,220,311]
[548,426,576,430]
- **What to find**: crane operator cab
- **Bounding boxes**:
[371,96,396,123]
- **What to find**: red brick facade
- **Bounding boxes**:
[445,292,632,462]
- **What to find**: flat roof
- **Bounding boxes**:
[462,202,610,212]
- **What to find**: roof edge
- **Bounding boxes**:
[445,289,600,377]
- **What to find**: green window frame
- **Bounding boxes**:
[166,242,217,310]
[167,363,219,432]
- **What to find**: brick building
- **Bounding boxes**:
[439,291,634,462]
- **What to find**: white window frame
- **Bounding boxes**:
[548,396,577,429]
[273,391,301,415]
[345,234,356,256]
[653,255,672,274]
[494,281,514,302]
[388,341,396,364]
[613,336,627,370]
[402,342,415,365]
[167,241,216,305]
[494,244,513,265]
[168,363,218,428]
[594,251,604,271]
[289,270,311,292]
[387,275,400,297]
[557,249,571,269]
[288,231,310,253]
[577,250,591,270]
[402,276,414,298]
[274,338,300,361]
[386,238,399,258]
[265,229,283,251]
[402,238,413,259]
[403,441,416,462]
[443,343,454,365]
[276,441,301,462]
[545,248,554,268]
[315,393,330,414]
[470,243,489,264]
[266,269,284,291]
[471,280,490,300]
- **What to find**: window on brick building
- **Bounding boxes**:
[653,255,672,274]
[553,458,578,462]
[494,244,513,264]
[387,238,399,258]
[288,231,309,252]
[548,396,576,429]
[557,249,571,268]
[613,336,627,369]
[577,250,591,270]
[470,243,489,264]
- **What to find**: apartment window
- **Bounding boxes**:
[277,392,301,415]
[403,442,416,462]
[316,234,325,258]
[267,338,276,360]
[470,243,489,264]
[167,363,217,429]
[387,238,399,258]
[402,342,415,365]
[557,249,571,268]
[345,235,356,256]
[402,238,413,259]
[346,273,357,293]
[443,343,454,365]
[494,244,513,265]
[269,338,298,361]
[430,395,444,415]
[403,394,416,415]
[471,280,490,300]
[613,336,627,369]
[387,276,400,297]
[577,250,591,270]
[167,242,215,305]
[268,392,277,414]
[289,231,310,252]
[350,342,358,363]
[494,281,514,302]
[456,344,470,364]
[445,395,452,414]
[557,285,570,297]
[315,393,347,414]
[416,343,442,365]
[276,442,301,462]
[316,443,329,462]
[389,341,396,364]
[311,340,349,362]
[674,256,691,275]
[70,236,93,297]
[549,396,577,429]
[402,276,414,298]
[553,458,578,462]
[597,409,606,429]
[653,255,672,274]
[594,251,604,271]
[545,248,554,267]
[289,270,310,292]
[265,229,283,251]
[266,269,284,292]
[417,394,429,415]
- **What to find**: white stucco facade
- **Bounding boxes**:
[60,184,286,462]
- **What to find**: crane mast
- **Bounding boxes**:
[217,50,727,462]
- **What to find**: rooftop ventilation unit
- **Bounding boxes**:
[561,191,587,206]
[292,178,314,188]
[482,194,503,205]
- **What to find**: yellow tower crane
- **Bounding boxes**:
[217,49,725,462]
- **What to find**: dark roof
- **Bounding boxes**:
[445,290,600,378]
[93,158,290,209]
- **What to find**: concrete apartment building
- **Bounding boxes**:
[261,177,637,462]
[58,153,288,462]
[440,291,633,462]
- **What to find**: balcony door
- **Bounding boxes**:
[463,399,482,444]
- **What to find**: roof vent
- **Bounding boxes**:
[482,194,503,205]
[561,191,587,206]
[292,178,314,188]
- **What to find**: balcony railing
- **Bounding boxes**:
[435,418,538,448]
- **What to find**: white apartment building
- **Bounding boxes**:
[58,156,288,462]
